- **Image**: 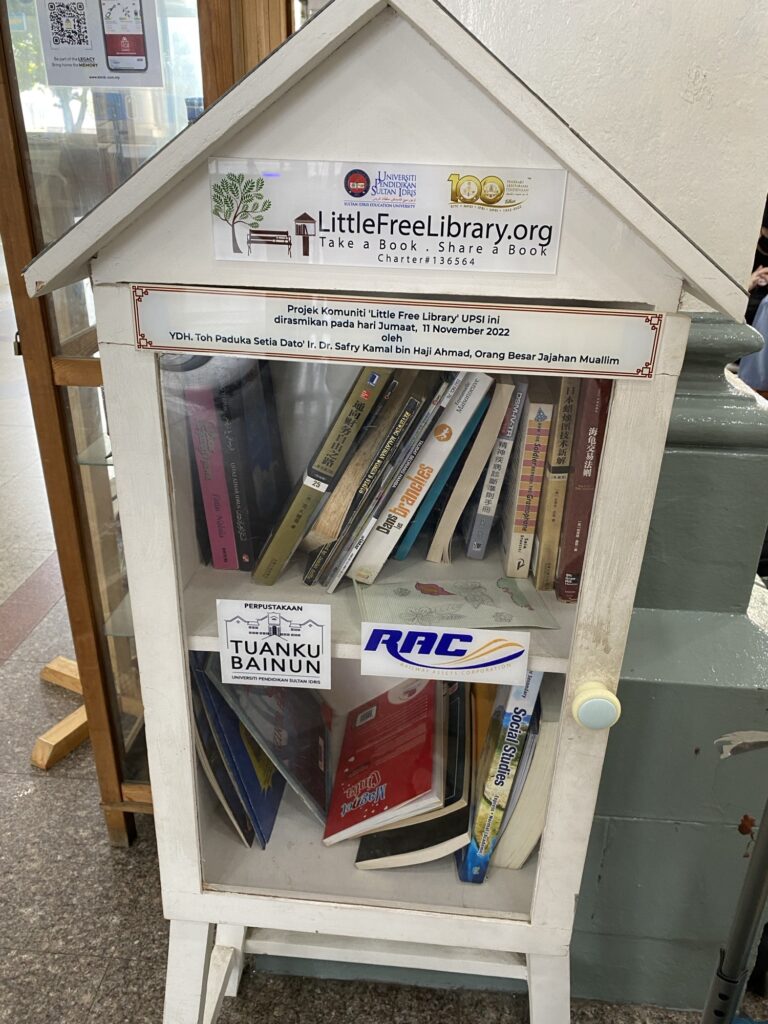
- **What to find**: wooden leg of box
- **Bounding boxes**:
[30,704,89,770]
[215,924,247,997]
[164,919,215,1024]
[527,951,570,1024]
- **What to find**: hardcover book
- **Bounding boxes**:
[349,372,493,585]
[500,383,555,578]
[323,679,445,846]
[463,381,528,560]
[253,366,393,584]
[531,378,581,590]
[555,380,612,602]
[456,670,543,884]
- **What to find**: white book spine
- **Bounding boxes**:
[349,373,493,584]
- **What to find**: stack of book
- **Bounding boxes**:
[194,651,559,881]
[182,357,612,603]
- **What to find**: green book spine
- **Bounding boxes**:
[253,366,391,585]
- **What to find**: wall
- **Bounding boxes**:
[440,0,767,289]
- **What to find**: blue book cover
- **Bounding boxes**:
[393,395,490,561]
[456,670,543,883]
[191,653,284,847]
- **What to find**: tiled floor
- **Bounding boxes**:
[2,272,767,1023]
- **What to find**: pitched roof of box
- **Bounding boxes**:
[23,0,746,320]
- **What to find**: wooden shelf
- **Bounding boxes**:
[199,780,537,921]
[184,543,576,673]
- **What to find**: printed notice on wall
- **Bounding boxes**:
[133,285,664,380]
[209,158,566,275]
[360,622,530,686]
[216,599,331,689]
[36,0,163,88]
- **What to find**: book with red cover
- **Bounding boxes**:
[555,380,612,602]
[323,679,445,846]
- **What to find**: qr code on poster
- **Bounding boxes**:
[46,1,90,47]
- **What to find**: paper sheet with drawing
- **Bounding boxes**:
[354,576,558,630]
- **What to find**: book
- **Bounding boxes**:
[323,679,445,846]
[393,394,490,561]
[456,670,543,884]
[204,653,332,825]
[355,681,471,869]
[349,372,494,585]
[302,371,435,583]
[213,360,265,571]
[190,652,284,848]
[463,381,529,560]
[427,381,516,564]
[555,380,612,602]
[317,375,455,592]
[185,382,239,570]
[243,360,290,535]
[500,383,555,578]
[253,366,393,584]
[493,676,563,870]
[190,672,255,847]
[532,379,581,590]
[302,370,419,552]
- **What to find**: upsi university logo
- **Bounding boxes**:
[344,168,371,198]
[364,628,526,673]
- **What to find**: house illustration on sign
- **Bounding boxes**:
[294,213,316,257]
[222,612,325,649]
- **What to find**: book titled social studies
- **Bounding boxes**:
[456,669,543,884]
[349,372,493,585]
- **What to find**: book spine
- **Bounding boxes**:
[349,373,492,585]
[532,379,581,589]
[185,386,239,570]
[215,368,259,571]
[253,366,391,585]
[465,383,528,560]
[501,398,554,578]
[314,379,451,589]
[457,671,543,884]
[555,380,611,602]
[242,361,290,534]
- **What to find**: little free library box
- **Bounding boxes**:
[25,1,744,1022]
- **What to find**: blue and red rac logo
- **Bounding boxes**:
[344,168,370,198]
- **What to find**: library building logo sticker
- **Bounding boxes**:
[361,622,530,686]
[216,599,331,689]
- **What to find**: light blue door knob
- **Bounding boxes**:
[572,683,621,729]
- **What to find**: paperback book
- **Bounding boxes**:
[456,670,543,884]
[355,680,470,869]
[323,679,445,846]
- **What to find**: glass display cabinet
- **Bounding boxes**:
[24,0,746,1020]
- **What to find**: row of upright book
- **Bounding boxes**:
[191,650,560,883]
[179,356,611,601]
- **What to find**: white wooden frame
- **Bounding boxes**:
[97,310,688,1023]
[23,3,713,1021]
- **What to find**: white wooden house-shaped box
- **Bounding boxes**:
[25,1,744,1022]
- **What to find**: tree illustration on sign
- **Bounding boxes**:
[211,173,272,254]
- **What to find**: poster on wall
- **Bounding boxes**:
[36,0,164,88]
[209,158,567,275]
